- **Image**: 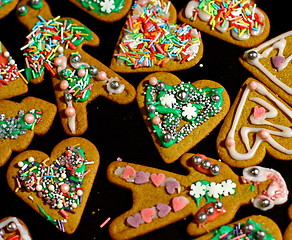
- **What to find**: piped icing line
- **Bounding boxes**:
[243,31,292,95]
[225,81,292,160]
[0,217,31,240]
[242,166,288,211]
[184,0,265,41]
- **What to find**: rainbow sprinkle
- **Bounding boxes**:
[114,0,201,68]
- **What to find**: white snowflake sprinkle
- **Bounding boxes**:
[189,181,207,198]
[221,179,236,196]
[182,103,197,120]
[160,94,176,108]
[100,0,115,13]
[206,182,223,199]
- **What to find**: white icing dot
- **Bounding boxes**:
[18,161,24,167]
[28,157,35,163]
[77,190,83,196]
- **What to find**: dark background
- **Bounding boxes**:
[0,0,291,239]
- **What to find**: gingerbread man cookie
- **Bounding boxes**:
[178,0,270,48]
[0,96,56,167]
[217,78,292,168]
[6,137,100,234]
[0,216,32,240]
[106,153,288,239]
[0,41,28,100]
[16,0,136,136]
[110,0,203,73]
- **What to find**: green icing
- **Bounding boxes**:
[76,0,125,15]
[145,80,224,148]
[0,0,12,8]
[37,204,58,226]
[210,219,275,240]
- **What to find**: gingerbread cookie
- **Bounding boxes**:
[0,0,19,19]
[66,0,133,22]
[6,137,100,234]
[0,216,32,240]
[178,0,270,48]
[16,0,136,136]
[0,41,28,100]
[107,153,288,239]
[284,204,292,240]
[110,0,203,73]
[196,215,282,240]
[217,78,292,168]
[137,72,230,163]
[0,96,56,167]
[240,31,292,105]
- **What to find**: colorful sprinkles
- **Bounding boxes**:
[14,145,91,232]
[114,0,201,68]
[21,15,93,82]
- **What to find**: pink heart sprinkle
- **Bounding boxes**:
[140,208,155,223]
[126,213,142,228]
[165,180,180,194]
[253,106,266,119]
[271,56,285,69]
[134,171,149,184]
[156,203,171,218]
[172,197,188,212]
[150,173,165,187]
[122,166,136,179]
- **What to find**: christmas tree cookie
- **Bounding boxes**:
[6,137,100,234]
[16,0,136,136]
[137,72,230,163]
[106,153,288,239]
[0,96,56,166]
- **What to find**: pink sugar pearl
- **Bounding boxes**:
[24,114,35,124]
[259,129,270,139]
[152,116,161,125]
[225,137,235,147]
[249,81,258,91]
[54,57,63,66]
[60,80,69,90]
[97,71,107,81]
[149,77,158,85]
[78,68,86,77]
[60,183,70,193]
[65,107,76,117]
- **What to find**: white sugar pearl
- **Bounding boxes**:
[77,190,83,196]
[36,185,42,191]
[18,161,24,167]
[48,184,55,191]
[61,173,67,179]
[9,59,15,65]
[4,51,10,57]
[28,157,35,163]
[71,202,77,209]
[57,46,64,53]
[57,202,63,209]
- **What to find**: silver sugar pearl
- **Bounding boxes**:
[70,54,81,63]
[0,229,4,236]
[163,133,173,142]
[176,90,188,101]
[110,81,120,90]
[89,66,98,76]
[64,93,73,102]
[206,206,215,215]
[17,5,27,14]
[247,51,258,60]
[6,222,17,232]
[211,94,221,102]
[192,155,203,165]
[31,0,40,4]
[202,160,211,169]
[261,198,271,208]
[249,167,259,176]
[197,212,207,223]
[210,164,221,175]
[214,201,223,209]
[147,105,156,113]
[243,222,255,233]
[256,230,266,239]
[156,82,166,90]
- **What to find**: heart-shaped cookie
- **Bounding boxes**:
[110,0,203,73]
[0,216,32,240]
[0,41,28,100]
[178,0,270,48]
[137,72,230,163]
[66,0,133,22]
[0,0,20,19]
[0,96,56,167]
[16,0,136,136]
[6,137,100,234]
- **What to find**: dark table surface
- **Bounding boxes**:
[0,0,291,239]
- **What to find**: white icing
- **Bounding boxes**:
[226,82,292,160]
[67,101,76,134]
[243,31,292,94]
[0,217,31,240]
[106,77,125,94]
[242,166,288,210]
